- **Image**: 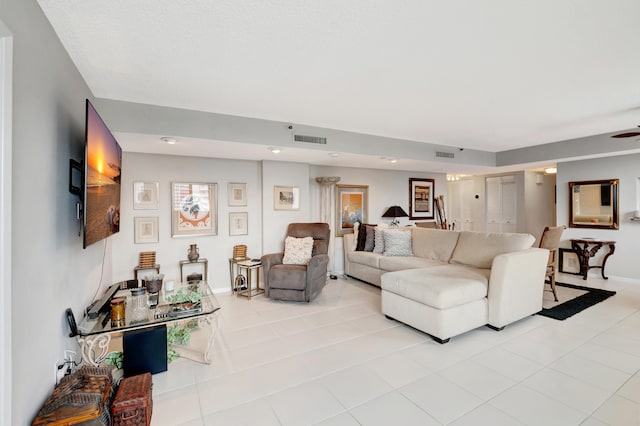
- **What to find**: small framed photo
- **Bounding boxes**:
[336,184,368,236]
[409,178,434,220]
[133,182,159,210]
[229,212,248,236]
[171,182,217,237]
[134,217,159,244]
[228,183,247,207]
[559,248,582,275]
[274,186,300,210]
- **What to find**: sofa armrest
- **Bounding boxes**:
[487,247,549,328]
[307,253,330,290]
[261,252,284,292]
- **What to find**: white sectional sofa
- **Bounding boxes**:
[343,227,549,343]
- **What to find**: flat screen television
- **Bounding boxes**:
[83,99,122,248]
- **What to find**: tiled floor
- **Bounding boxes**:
[150,273,640,425]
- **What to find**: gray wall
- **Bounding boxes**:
[557,153,640,279]
[1,1,104,423]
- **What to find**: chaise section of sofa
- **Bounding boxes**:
[343,226,549,342]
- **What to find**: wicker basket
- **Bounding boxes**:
[233,245,247,259]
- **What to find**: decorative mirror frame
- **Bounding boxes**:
[568,179,619,229]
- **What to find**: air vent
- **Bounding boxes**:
[294,134,327,145]
[435,151,455,159]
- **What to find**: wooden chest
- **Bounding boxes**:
[111,373,153,426]
[32,366,113,426]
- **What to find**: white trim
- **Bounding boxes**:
[0,21,13,426]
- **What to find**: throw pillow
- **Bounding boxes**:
[351,222,360,251]
[356,222,372,251]
[372,223,389,254]
[383,229,413,256]
[282,236,314,265]
[364,224,376,252]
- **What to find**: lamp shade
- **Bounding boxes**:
[382,206,408,218]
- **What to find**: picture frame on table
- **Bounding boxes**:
[229,212,248,236]
[171,182,217,237]
[409,178,434,220]
[227,183,247,207]
[559,248,582,275]
[133,182,159,210]
[134,217,159,244]
[336,184,368,236]
[274,186,300,210]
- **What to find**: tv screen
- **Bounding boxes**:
[83,99,122,248]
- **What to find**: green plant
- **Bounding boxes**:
[166,288,202,304]
[104,351,124,369]
[166,320,198,363]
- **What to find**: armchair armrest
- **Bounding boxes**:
[487,247,548,328]
[261,252,284,291]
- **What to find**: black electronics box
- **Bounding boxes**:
[123,325,168,376]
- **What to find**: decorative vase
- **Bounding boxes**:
[187,244,199,262]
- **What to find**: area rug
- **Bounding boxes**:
[537,282,616,320]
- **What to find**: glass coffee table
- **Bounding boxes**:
[77,280,221,366]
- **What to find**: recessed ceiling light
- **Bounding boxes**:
[268,147,281,154]
[161,137,176,145]
[545,167,557,174]
[328,152,340,158]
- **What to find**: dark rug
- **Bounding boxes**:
[537,282,616,320]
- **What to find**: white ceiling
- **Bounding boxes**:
[38,0,640,171]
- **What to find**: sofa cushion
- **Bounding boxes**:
[450,231,535,269]
[383,229,413,256]
[381,265,489,309]
[379,256,445,272]
[411,228,460,262]
[348,251,382,269]
[373,224,388,253]
[282,236,314,265]
[356,223,375,251]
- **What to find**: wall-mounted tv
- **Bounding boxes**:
[83,99,122,248]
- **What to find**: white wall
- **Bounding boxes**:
[310,166,445,274]
[261,161,310,255]
[558,153,640,279]
[3,1,101,422]
[112,152,263,292]
[524,171,557,244]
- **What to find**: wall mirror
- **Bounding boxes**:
[569,179,619,229]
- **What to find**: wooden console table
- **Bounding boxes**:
[570,238,616,280]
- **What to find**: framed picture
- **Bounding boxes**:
[274,186,300,210]
[134,217,159,244]
[409,178,435,220]
[559,248,582,275]
[228,182,247,207]
[171,182,217,237]
[229,212,248,236]
[336,184,368,236]
[133,182,159,210]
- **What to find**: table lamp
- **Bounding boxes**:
[382,206,408,227]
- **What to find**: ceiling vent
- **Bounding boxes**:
[294,134,327,145]
[435,151,455,159]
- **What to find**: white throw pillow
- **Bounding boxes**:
[282,236,314,265]
[383,229,413,256]
[373,223,389,254]
[351,222,360,251]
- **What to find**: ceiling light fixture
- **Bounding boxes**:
[268,147,281,154]
[545,167,557,174]
[161,137,176,145]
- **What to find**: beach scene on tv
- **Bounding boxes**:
[85,104,122,247]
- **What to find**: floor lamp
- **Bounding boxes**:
[316,176,341,278]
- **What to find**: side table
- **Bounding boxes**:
[179,258,208,282]
[570,238,616,280]
[235,260,264,299]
